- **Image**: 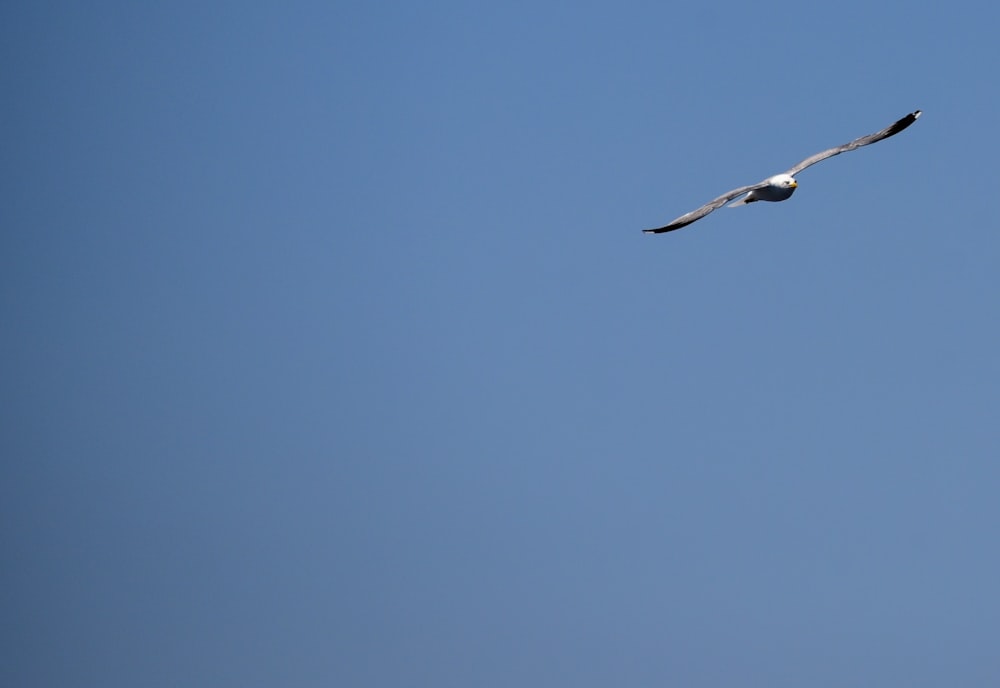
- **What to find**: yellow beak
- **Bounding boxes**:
[790,180,798,188]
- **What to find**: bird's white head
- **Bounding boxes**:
[768,173,798,189]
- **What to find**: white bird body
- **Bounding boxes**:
[728,174,798,206]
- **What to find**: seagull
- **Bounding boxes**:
[644,110,922,234]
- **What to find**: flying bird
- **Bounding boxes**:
[644,110,922,234]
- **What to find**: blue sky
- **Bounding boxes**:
[3,2,1000,686]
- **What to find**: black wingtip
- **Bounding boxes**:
[886,110,922,137]
[644,220,693,234]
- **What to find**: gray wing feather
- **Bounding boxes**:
[783,110,922,177]
[643,180,769,234]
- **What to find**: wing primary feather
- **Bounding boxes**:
[643,182,766,234]
[783,110,921,177]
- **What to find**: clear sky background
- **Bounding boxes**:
[3,2,999,686]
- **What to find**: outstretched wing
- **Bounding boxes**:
[643,181,769,234]
[783,110,922,177]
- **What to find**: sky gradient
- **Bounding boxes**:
[4,2,1000,686]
